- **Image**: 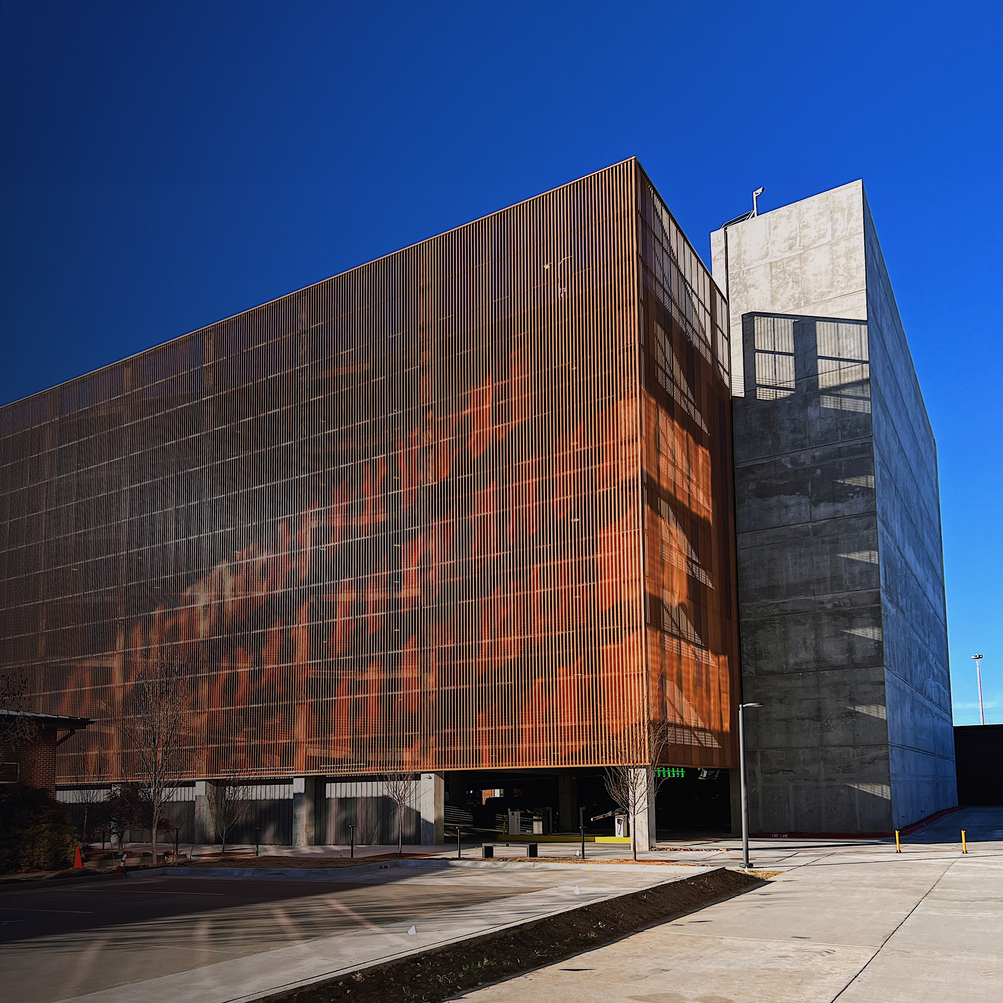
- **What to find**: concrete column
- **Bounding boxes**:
[193,780,210,843]
[420,772,444,845]
[558,773,577,832]
[313,776,328,843]
[292,776,319,847]
[630,767,657,851]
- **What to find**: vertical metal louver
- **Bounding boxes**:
[0,159,739,782]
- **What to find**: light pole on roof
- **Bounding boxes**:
[973,654,985,725]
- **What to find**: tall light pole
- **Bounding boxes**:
[739,702,763,870]
[973,654,985,725]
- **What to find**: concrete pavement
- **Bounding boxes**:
[449,807,1003,1002]
[0,857,706,1003]
[7,808,999,1002]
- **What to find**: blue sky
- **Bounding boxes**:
[1,1,1000,724]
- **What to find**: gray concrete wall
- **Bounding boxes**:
[862,197,956,825]
[733,313,892,833]
[721,182,955,833]
[711,181,867,398]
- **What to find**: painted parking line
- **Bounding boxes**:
[4,907,94,915]
[90,887,227,896]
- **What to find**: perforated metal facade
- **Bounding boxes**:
[0,159,739,783]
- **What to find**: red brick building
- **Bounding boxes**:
[0,711,91,796]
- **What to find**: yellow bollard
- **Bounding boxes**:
[962,830,967,854]
[895,829,901,853]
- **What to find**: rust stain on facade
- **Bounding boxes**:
[0,160,739,782]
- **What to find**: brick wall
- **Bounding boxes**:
[0,726,58,795]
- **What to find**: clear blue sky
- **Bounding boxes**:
[1,1,1000,725]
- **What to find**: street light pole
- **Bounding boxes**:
[973,655,985,725]
[739,702,763,870]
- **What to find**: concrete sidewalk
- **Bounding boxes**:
[123,802,984,870]
[449,806,1003,1003]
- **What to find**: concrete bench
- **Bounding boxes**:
[482,843,540,858]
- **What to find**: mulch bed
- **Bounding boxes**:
[261,866,764,1003]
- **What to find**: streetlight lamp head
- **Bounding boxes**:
[973,654,983,659]
[753,188,765,197]
[741,702,764,709]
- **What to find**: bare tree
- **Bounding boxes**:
[77,747,112,844]
[604,720,671,860]
[123,655,191,865]
[208,779,252,855]
[0,668,40,750]
[382,771,419,856]
[103,784,138,848]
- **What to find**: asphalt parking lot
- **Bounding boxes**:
[6,808,1000,1003]
[0,869,538,1002]
[0,872,517,946]
[0,859,685,1003]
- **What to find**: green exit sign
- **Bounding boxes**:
[655,767,686,779]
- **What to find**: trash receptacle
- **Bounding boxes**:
[482,844,494,858]
[527,843,539,857]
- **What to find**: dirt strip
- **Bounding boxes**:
[261,866,765,1003]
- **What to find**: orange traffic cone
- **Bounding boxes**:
[73,846,83,869]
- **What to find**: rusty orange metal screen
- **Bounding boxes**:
[0,160,737,782]
[636,167,739,768]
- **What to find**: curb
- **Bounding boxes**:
[247,866,764,1003]
[899,806,963,836]
[166,863,394,881]
[162,858,698,882]
[0,868,127,888]
[395,857,702,873]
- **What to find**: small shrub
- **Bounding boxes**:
[17,821,76,871]
[0,785,78,873]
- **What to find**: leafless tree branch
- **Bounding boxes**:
[208,779,252,855]
[382,771,419,855]
[604,719,672,860]
[123,654,191,865]
[0,668,40,749]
